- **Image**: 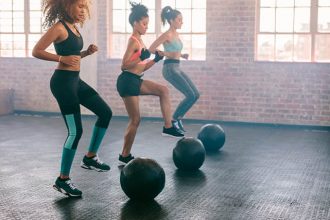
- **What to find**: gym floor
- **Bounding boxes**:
[0,114,329,220]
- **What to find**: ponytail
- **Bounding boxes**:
[161,6,181,26]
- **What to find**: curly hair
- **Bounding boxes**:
[161,6,181,26]
[42,0,90,28]
[128,1,148,27]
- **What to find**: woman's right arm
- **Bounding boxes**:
[149,33,168,54]
[32,23,63,62]
[121,38,141,70]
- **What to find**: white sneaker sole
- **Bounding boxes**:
[80,162,110,172]
[161,133,184,138]
[118,160,127,166]
[53,185,82,197]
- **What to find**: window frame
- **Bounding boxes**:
[0,0,44,57]
[255,0,330,63]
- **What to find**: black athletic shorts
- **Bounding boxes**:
[116,71,143,97]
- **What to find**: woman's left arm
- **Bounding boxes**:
[81,44,98,58]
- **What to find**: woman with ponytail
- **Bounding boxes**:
[149,6,200,133]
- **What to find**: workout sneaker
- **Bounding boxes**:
[53,177,82,197]
[172,120,186,133]
[176,119,186,132]
[81,155,110,172]
[162,126,184,138]
[119,154,135,164]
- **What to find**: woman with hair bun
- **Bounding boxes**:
[116,2,184,165]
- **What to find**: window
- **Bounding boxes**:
[0,0,45,57]
[256,0,330,62]
[110,0,206,60]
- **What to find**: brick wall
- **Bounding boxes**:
[0,0,329,126]
[0,58,58,112]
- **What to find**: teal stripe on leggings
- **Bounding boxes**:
[64,114,76,150]
[88,126,107,153]
[60,114,77,176]
[60,148,76,176]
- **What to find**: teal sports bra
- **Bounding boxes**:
[163,39,183,52]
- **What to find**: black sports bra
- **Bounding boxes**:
[54,20,83,56]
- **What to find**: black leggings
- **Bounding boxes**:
[50,69,112,149]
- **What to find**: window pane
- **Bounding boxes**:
[13,0,24,10]
[0,0,13,10]
[13,11,24,32]
[13,34,26,57]
[294,8,310,32]
[13,50,25,57]
[176,0,192,9]
[276,8,294,32]
[295,0,310,7]
[319,0,330,7]
[147,9,155,33]
[111,34,128,58]
[192,34,206,60]
[1,34,13,50]
[260,8,275,32]
[13,34,25,49]
[277,0,294,7]
[141,0,155,9]
[30,11,42,33]
[318,8,330,32]
[113,0,126,9]
[0,19,13,32]
[260,0,275,7]
[28,34,40,50]
[257,34,275,61]
[30,11,42,18]
[315,34,330,61]
[293,34,311,61]
[192,0,206,9]
[1,50,12,57]
[113,10,126,32]
[179,9,191,32]
[0,11,12,19]
[30,0,41,10]
[161,0,175,8]
[30,19,42,32]
[180,34,191,55]
[126,10,132,32]
[275,34,293,61]
[192,9,206,32]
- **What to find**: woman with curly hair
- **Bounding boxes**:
[116,2,183,164]
[149,6,200,133]
[33,0,112,197]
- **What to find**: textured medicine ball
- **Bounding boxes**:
[173,137,206,171]
[120,157,165,201]
[197,124,225,152]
